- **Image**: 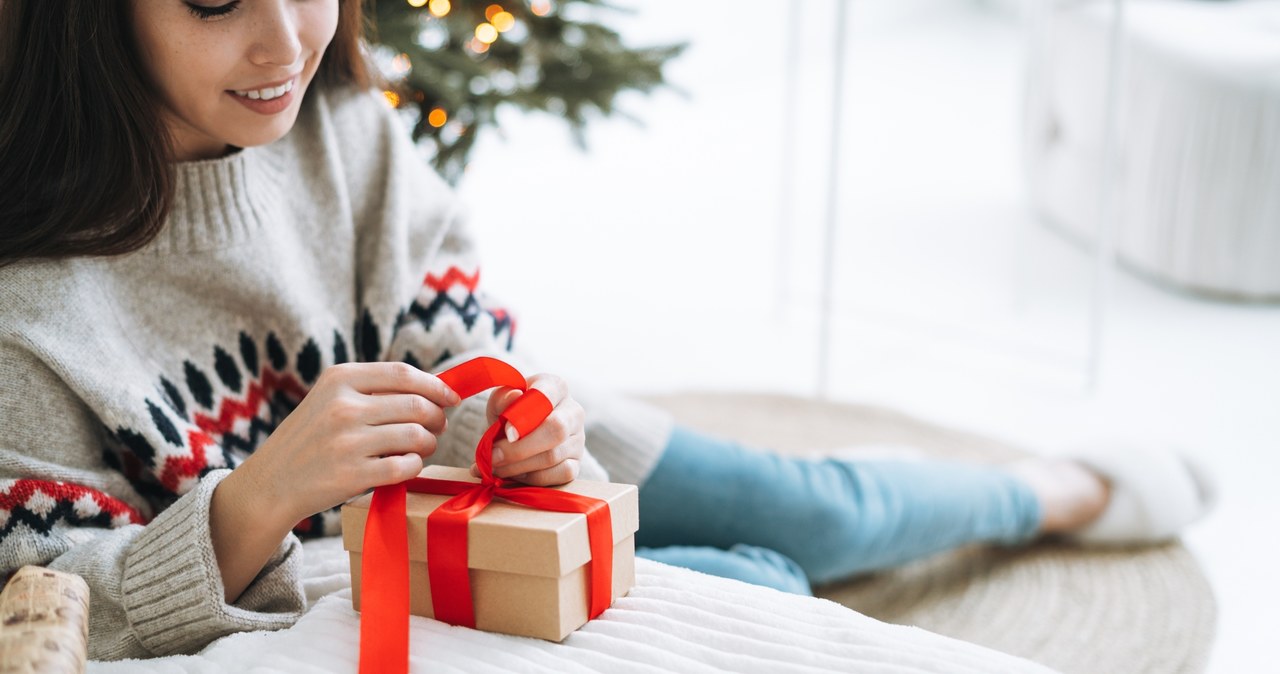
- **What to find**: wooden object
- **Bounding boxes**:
[0,567,90,674]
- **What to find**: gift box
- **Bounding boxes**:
[341,465,638,642]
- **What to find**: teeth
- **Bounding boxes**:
[233,79,294,101]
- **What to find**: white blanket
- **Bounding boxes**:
[88,538,1052,673]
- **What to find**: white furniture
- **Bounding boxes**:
[1025,0,1280,301]
[784,0,1130,392]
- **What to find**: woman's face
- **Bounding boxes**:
[131,0,340,162]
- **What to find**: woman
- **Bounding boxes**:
[0,0,1210,661]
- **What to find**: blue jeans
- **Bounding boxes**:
[635,427,1042,595]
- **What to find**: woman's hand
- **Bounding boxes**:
[477,373,585,486]
[235,361,461,527]
[211,361,459,603]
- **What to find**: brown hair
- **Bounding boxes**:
[0,0,372,266]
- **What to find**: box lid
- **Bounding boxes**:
[341,466,639,579]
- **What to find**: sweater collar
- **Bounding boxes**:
[154,143,286,254]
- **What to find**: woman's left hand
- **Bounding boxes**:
[475,373,585,486]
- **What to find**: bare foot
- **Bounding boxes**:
[1006,458,1111,534]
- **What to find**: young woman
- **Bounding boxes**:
[0,0,1210,661]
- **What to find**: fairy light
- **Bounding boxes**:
[391,53,412,75]
[530,0,551,17]
[428,108,448,128]
[492,11,515,32]
[485,4,504,21]
[428,0,451,17]
[468,37,490,54]
[475,23,498,44]
[382,90,401,108]
[407,0,427,7]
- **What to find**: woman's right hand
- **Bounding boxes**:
[234,361,461,527]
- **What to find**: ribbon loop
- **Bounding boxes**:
[500,389,553,443]
[436,356,526,400]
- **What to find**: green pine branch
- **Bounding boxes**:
[370,0,686,183]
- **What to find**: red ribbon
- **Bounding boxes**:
[358,357,615,674]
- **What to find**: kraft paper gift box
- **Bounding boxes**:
[341,465,639,642]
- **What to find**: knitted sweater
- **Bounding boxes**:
[0,85,672,660]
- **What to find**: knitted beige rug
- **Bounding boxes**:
[642,392,1216,674]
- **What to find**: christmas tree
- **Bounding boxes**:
[370,0,686,184]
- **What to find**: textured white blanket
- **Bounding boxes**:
[87,538,1052,673]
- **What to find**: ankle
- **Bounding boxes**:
[1008,458,1111,535]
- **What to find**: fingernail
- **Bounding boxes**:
[492,448,504,465]
[505,424,519,443]
[448,390,461,405]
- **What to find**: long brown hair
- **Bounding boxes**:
[0,0,372,265]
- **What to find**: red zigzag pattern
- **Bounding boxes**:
[424,267,480,293]
[423,265,515,337]
[0,480,146,527]
[159,369,309,493]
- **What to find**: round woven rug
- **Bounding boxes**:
[642,392,1216,674]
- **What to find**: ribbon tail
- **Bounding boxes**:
[585,501,614,618]
[360,483,410,674]
[497,487,615,620]
[427,486,496,628]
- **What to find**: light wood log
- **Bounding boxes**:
[0,567,89,674]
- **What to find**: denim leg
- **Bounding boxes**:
[637,426,1042,586]
[636,544,813,596]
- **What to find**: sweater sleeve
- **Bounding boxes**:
[327,87,608,479]
[0,340,306,660]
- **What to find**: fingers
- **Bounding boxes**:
[510,459,580,487]
[524,373,568,407]
[331,362,461,407]
[486,387,524,426]
[360,393,448,434]
[357,422,435,487]
[491,373,569,442]
[362,422,438,459]
[368,453,425,486]
[492,403,585,478]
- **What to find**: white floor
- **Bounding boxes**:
[453,2,1280,671]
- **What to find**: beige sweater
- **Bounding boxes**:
[0,85,672,660]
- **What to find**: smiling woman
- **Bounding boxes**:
[129,0,338,160]
[0,0,369,264]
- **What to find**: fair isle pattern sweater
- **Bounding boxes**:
[0,85,672,660]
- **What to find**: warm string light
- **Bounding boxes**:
[473,5,516,52]
[412,2,527,55]
[391,53,412,75]
[399,2,562,138]
[474,23,498,44]
[492,11,515,32]
[380,0,680,185]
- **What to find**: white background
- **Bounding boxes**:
[453,1,1280,670]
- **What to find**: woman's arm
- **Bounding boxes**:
[208,466,297,604]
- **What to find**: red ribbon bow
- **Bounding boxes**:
[357,357,615,674]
